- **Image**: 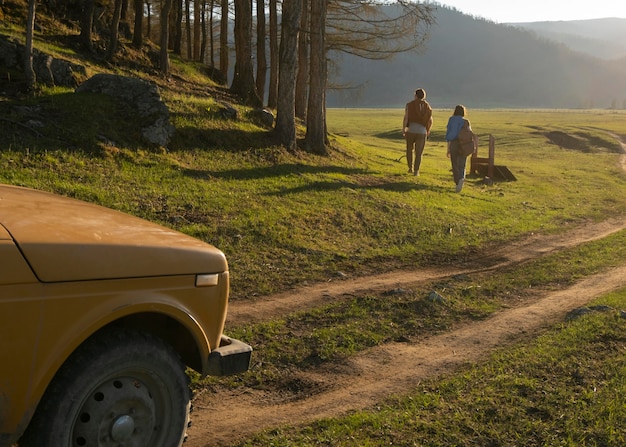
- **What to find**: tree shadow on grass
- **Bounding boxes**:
[263,178,449,196]
[374,129,404,141]
[169,127,279,153]
[182,163,370,181]
[530,128,623,154]
[373,129,447,144]
[183,161,448,194]
[0,93,143,154]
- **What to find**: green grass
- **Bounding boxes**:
[2,87,626,445]
[4,11,626,444]
[2,101,625,300]
[202,227,626,390]
[236,288,626,446]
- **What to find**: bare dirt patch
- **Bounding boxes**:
[186,137,626,447]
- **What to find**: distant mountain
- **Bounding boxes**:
[511,18,626,60]
[326,7,626,109]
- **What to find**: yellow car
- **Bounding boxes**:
[0,184,252,447]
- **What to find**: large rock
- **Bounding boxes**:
[75,74,175,147]
[0,35,86,87]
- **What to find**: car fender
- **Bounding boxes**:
[10,279,217,441]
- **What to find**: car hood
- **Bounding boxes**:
[0,184,227,282]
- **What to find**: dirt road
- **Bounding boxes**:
[187,139,626,447]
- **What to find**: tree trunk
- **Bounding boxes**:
[305,0,328,154]
[255,0,267,103]
[200,0,207,62]
[160,0,173,75]
[295,0,309,120]
[267,0,278,108]
[121,0,129,21]
[219,0,229,78]
[185,0,192,58]
[193,0,201,59]
[274,0,302,151]
[132,0,143,48]
[172,0,183,55]
[146,1,152,37]
[209,0,215,67]
[107,0,123,60]
[230,0,262,106]
[80,0,95,52]
[25,0,36,91]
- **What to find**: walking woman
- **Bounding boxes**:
[402,88,433,176]
[445,104,473,192]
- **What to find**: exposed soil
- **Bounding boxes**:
[185,138,626,447]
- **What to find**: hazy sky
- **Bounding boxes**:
[436,0,626,23]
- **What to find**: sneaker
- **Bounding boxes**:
[414,170,419,177]
[455,178,464,193]
[408,168,413,173]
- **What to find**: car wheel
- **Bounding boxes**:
[19,328,191,447]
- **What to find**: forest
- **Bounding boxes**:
[7,0,626,134]
[7,0,435,154]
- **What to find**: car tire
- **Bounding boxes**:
[19,328,191,447]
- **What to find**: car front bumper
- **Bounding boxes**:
[206,335,253,376]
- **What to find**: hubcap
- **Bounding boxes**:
[71,376,156,446]
[111,415,135,441]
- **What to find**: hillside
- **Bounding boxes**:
[512,18,626,60]
[327,6,626,109]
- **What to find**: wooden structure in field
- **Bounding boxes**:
[470,134,516,182]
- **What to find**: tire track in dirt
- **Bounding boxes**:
[227,216,626,326]
[192,265,626,447]
[186,216,626,447]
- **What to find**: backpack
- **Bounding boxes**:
[457,119,476,156]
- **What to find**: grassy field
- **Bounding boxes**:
[2,99,626,300]
[2,87,626,445]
